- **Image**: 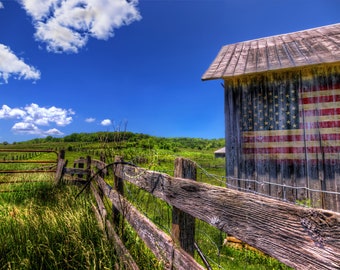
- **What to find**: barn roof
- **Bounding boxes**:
[202,23,340,81]
[214,147,226,154]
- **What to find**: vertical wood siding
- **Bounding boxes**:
[224,65,340,212]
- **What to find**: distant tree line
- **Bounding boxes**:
[11,132,224,151]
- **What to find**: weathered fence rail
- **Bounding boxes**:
[57,154,340,270]
[0,149,59,174]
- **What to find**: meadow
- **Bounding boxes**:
[0,132,291,269]
[0,181,118,269]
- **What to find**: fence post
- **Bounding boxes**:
[172,157,196,256]
[86,156,92,183]
[55,149,66,184]
[76,157,85,179]
[113,156,124,229]
[99,152,106,178]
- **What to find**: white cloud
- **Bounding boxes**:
[19,0,56,20]
[11,123,64,136]
[12,122,40,134]
[34,19,88,53]
[20,0,141,53]
[0,105,26,119]
[85,117,95,123]
[0,2,4,9]
[101,119,111,126]
[0,103,73,137]
[24,103,74,126]
[0,44,41,83]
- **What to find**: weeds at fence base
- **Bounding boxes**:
[0,182,118,270]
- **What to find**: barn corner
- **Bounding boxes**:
[202,23,340,213]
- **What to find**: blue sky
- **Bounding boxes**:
[0,0,339,143]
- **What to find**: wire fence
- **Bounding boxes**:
[1,148,337,269]
[226,176,340,196]
[122,173,230,269]
[195,161,340,211]
[119,159,296,269]
[3,148,336,269]
[189,161,339,268]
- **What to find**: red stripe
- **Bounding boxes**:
[303,133,340,141]
[242,133,340,143]
[242,86,340,162]
[301,107,340,117]
[249,159,339,165]
[300,120,340,129]
[243,146,340,154]
[301,94,340,104]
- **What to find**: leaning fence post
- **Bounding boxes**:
[113,156,124,230]
[86,156,92,183]
[55,149,66,184]
[172,157,196,256]
[99,152,106,178]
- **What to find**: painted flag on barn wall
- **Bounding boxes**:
[240,80,340,162]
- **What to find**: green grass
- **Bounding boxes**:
[0,135,293,269]
[0,180,117,270]
[0,173,167,270]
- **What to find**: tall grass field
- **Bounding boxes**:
[0,179,118,269]
[0,132,292,269]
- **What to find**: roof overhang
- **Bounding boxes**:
[202,23,340,81]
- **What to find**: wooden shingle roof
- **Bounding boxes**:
[202,23,340,81]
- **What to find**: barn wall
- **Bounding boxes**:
[224,64,340,212]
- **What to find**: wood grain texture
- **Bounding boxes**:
[95,175,204,270]
[202,23,340,80]
[91,183,139,270]
[114,163,340,270]
[55,150,66,183]
[172,158,196,256]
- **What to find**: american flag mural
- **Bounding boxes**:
[224,71,340,211]
[239,78,340,163]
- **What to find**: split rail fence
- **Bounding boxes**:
[55,152,340,270]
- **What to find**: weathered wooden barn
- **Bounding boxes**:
[202,23,340,212]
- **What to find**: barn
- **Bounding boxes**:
[202,23,340,212]
[214,147,226,158]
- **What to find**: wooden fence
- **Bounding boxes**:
[0,149,60,191]
[55,153,340,270]
[0,149,59,174]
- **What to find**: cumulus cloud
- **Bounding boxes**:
[101,119,111,126]
[0,105,26,119]
[12,122,40,135]
[85,117,95,123]
[11,123,64,136]
[0,44,41,83]
[0,2,4,9]
[19,0,56,20]
[0,103,74,137]
[24,103,74,126]
[20,0,141,53]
